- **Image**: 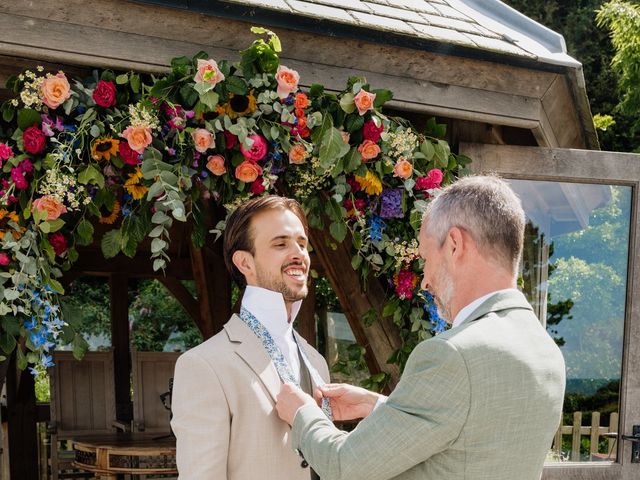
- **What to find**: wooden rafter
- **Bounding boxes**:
[157,276,200,325]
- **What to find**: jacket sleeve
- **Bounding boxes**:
[292,338,470,480]
[171,352,230,480]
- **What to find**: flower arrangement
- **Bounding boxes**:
[0,28,469,377]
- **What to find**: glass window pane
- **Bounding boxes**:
[508,179,631,463]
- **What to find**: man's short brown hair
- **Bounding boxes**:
[222,195,309,288]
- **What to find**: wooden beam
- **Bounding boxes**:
[309,226,402,389]
[6,353,38,480]
[296,277,317,348]
[109,273,131,422]
[157,276,200,326]
[69,254,192,279]
[189,242,218,339]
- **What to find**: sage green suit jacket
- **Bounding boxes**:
[292,290,565,480]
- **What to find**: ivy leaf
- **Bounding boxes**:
[225,76,248,95]
[372,89,393,107]
[329,221,347,243]
[76,219,94,246]
[199,91,220,111]
[101,229,122,259]
[72,334,89,361]
[339,93,356,114]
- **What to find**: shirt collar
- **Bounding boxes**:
[241,286,302,339]
[451,288,520,328]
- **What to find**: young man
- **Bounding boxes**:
[172,195,330,479]
[276,176,566,480]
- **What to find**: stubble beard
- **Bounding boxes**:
[432,268,455,323]
[255,265,308,303]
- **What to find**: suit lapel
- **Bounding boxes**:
[459,290,534,327]
[293,331,322,390]
[224,314,282,403]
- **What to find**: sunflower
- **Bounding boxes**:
[0,210,24,239]
[217,90,257,119]
[355,171,383,196]
[91,137,120,161]
[124,168,148,200]
[99,200,120,224]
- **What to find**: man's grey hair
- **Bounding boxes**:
[423,175,525,273]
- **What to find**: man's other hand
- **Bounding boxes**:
[276,383,317,426]
[316,383,385,421]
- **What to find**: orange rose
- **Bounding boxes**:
[275,65,300,99]
[358,140,381,161]
[206,155,226,176]
[353,89,376,116]
[235,160,263,183]
[32,195,67,221]
[288,144,308,165]
[41,72,71,109]
[122,125,152,154]
[192,128,215,153]
[393,159,413,179]
[297,116,307,130]
[295,93,310,110]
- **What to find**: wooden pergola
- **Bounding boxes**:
[0,1,597,478]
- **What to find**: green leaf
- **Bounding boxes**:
[130,74,141,94]
[420,140,435,161]
[72,334,89,361]
[47,278,65,294]
[309,84,324,97]
[343,148,362,172]
[101,229,122,259]
[351,255,362,270]
[225,76,248,95]
[345,114,364,133]
[115,73,129,85]
[339,92,356,114]
[372,89,393,107]
[1,101,15,123]
[200,91,220,111]
[17,108,41,130]
[77,165,105,189]
[319,127,350,169]
[382,298,400,317]
[47,219,65,233]
[329,221,347,243]
[16,346,27,371]
[76,219,94,246]
[179,84,199,107]
[0,332,16,355]
[312,111,332,144]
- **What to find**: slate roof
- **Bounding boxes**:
[195,0,581,68]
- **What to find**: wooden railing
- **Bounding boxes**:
[552,411,619,461]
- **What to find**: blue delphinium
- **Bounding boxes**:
[423,291,447,334]
[368,214,386,242]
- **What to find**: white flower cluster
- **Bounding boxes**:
[38,168,91,210]
[386,129,418,159]
[17,70,44,109]
[386,238,421,268]
[223,194,251,214]
[128,103,160,131]
[288,157,329,199]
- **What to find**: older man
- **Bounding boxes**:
[276,175,566,480]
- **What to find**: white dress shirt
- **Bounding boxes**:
[451,288,519,328]
[241,286,303,383]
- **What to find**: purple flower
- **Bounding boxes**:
[380,188,404,219]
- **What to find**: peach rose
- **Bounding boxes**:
[122,125,152,154]
[32,195,67,221]
[235,160,263,183]
[358,140,381,161]
[275,65,300,99]
[354,89,376,116]
[393,159,413,179]
[192,128,215,153]
[206,154,226,176]
[194,59,225,86]
[41,72,71,109]
[288,144,308,165]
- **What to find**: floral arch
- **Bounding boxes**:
[0,28,468,380]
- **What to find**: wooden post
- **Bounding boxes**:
[296,277,317,347]
[608,412,619,458]
[309,226,402,388]
[110,273,131,422]
[590,412,600,459]
[571,411,582,462]
[6,353,38,480]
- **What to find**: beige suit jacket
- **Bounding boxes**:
[292,290,566,480]
[172,314,330,480]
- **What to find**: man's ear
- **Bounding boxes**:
[232,250,255,281]
[447,227,465,260]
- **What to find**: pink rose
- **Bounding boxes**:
[363,120,384,142]
[32,195,67,220]
[93,80,117,108]
[119,141,140,165]
[393,159,413,179]
[415,168,444,190]
[240,134,268,161]
[121,125,152,154]
[206,155,226,176]
[48,232,68,256]
[275,65,300,99]
[0,252,10,266]
[22,126,46,155]
[192,128,215,153]
[0,143,13,161]
[194,59,225,86]
[353,89,376,116]
[235,160,263,183]
[41,72,72,109]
